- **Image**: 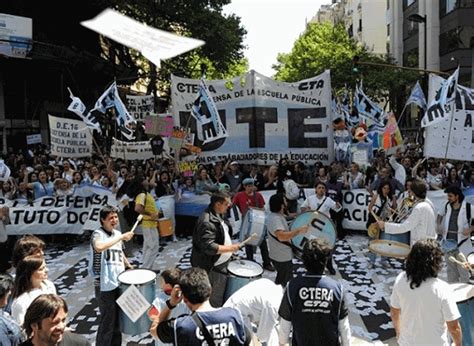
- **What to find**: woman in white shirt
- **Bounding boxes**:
[11,255,56,325]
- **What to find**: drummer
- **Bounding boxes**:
[232,178,274,272]
[300,182,341,275]
[267,193,309,286]
[377,179,437,246]
[90,206,134,346]
[191,192,241,307]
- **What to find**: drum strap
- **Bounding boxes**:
[316,197,327,212]
[191,312,216,346]
[268,231,295,250]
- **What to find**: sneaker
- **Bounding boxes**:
[263,263,276,272]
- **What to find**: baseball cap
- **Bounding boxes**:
[230,161,239,166]
[242,178,255,186]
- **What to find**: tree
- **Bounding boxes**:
[273,22,420,116]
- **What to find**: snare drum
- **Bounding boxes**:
[379,230,410,247]
[240,208,266,246]
[118,269,156,335]
[157,218,173,237]
[289,211,337,257]
[368,239,410,259]
[224,260,263,302]
[450,283,474,346]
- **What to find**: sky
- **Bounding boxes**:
[223,0,327,77]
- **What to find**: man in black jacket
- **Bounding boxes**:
[191,192,241,307]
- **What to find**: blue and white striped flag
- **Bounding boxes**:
[405,81,426,110]
[191,80,228,144]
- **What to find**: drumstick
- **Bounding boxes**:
[130,215,144,234]
[448,256,472,273]
[239,233,257,247]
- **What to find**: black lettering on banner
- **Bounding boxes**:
[68,212,78,223]
[310,217,324,231]
[178,110,227,151]
[343,191,354,204]
[426,103,444,124]
[41,198,55,207]
[465,113,472,128]
[47,211,60,224]
[287,108,327,148]
[235,107,278,148]
[298,80,324,91]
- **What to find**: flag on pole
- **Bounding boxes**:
[354,84,386,126]
[421,67,459,128]
[191,80,228,144]
[405,81,427,110]
[87,82,136,140]
[0,160,11,182]
[67,88,102,133]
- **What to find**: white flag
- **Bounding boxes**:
[67,88,101,133]
[0,160,11,182]
[421,68,459,128]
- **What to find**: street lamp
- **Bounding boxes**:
[408,14,427,71]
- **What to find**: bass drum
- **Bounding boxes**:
[224,260,264,302]
[239,208,266,246]
[290,211,337,258]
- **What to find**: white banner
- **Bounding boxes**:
[26,134,42,145]
[171,70,334,165]
[110,138,154,160]
[0,13,32,59]
[48,115,92,158]
[2,184,115,235]
[424,75,474,161]
[126,95,154,120]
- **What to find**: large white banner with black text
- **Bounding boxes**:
[171,70,334,165]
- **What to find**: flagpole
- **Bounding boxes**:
[89,129,108,165]
[396,103,409,126]
[443,102,456,159]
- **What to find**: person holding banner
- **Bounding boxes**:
[377,180,437,246]
[90,206,134,346]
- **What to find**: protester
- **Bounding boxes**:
[390,239,462,346]
[153,171,176,198]
[21,294,90,346]
[0,274,22,345]
[278,238,351,345]
[90,206,134,346]
[224,278,283,345]
[190,192,241,307]
[11,235,45,270]
[437,186,473,283]
[266,193,309,286]
[11,255,56,325]
[377,179,437,245]
[150,267,252,345]
[224,161,242,195]
[194,168,219,195]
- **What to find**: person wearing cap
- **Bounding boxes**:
[232,178,275,272]
[224,161,242,195]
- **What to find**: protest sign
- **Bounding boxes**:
[144,115,174,136]
[26,133,42,145]
[171,70,334,165]
[48,115,92,158]
[110,138,154,160]
[178,161,198,177]
[424,75,474,161]
[126,95,154,120]
[117,284,150,323]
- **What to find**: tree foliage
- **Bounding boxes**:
[273,22,420,115]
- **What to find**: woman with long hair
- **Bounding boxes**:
[154,171,176,198]
[443,167,463,189]
[25,170,54,199]
[11,255,56,325]
[194,168,218,196]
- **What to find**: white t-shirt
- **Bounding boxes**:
[390,272,460,346]
[11,280,57,325]
[224,278,283,344]
[214,221,232,266]
[300,195,337,216]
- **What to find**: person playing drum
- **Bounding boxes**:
[377,179,437,246]
[90,206,134,346]
[300,182,341,274]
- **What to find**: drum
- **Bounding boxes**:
[118,269,156,335]
[368,239,410,259]
[379,230,410,246]
[468,252,474,266]
[289,211,337,257]
[224,260,263,301]
[239,208,266,246]
[228,204,242,237]
[157,218,173,237]
[450,283,474,346]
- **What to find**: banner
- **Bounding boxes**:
[48,115,92,158]
[424,75,474,161]
[26,134,42,145]
[0,13,32,59]
[126,95,154,120]
[2,184,114,235]
[171,70,334,164]
[110,138,154,160]
[354,85,386,126]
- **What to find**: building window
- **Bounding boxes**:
[387,24,390,36]
[439,26,474,55]
[404,0,416,8]
[387,0,390,10]
[358,19,362,32]
[446,0,456,13]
